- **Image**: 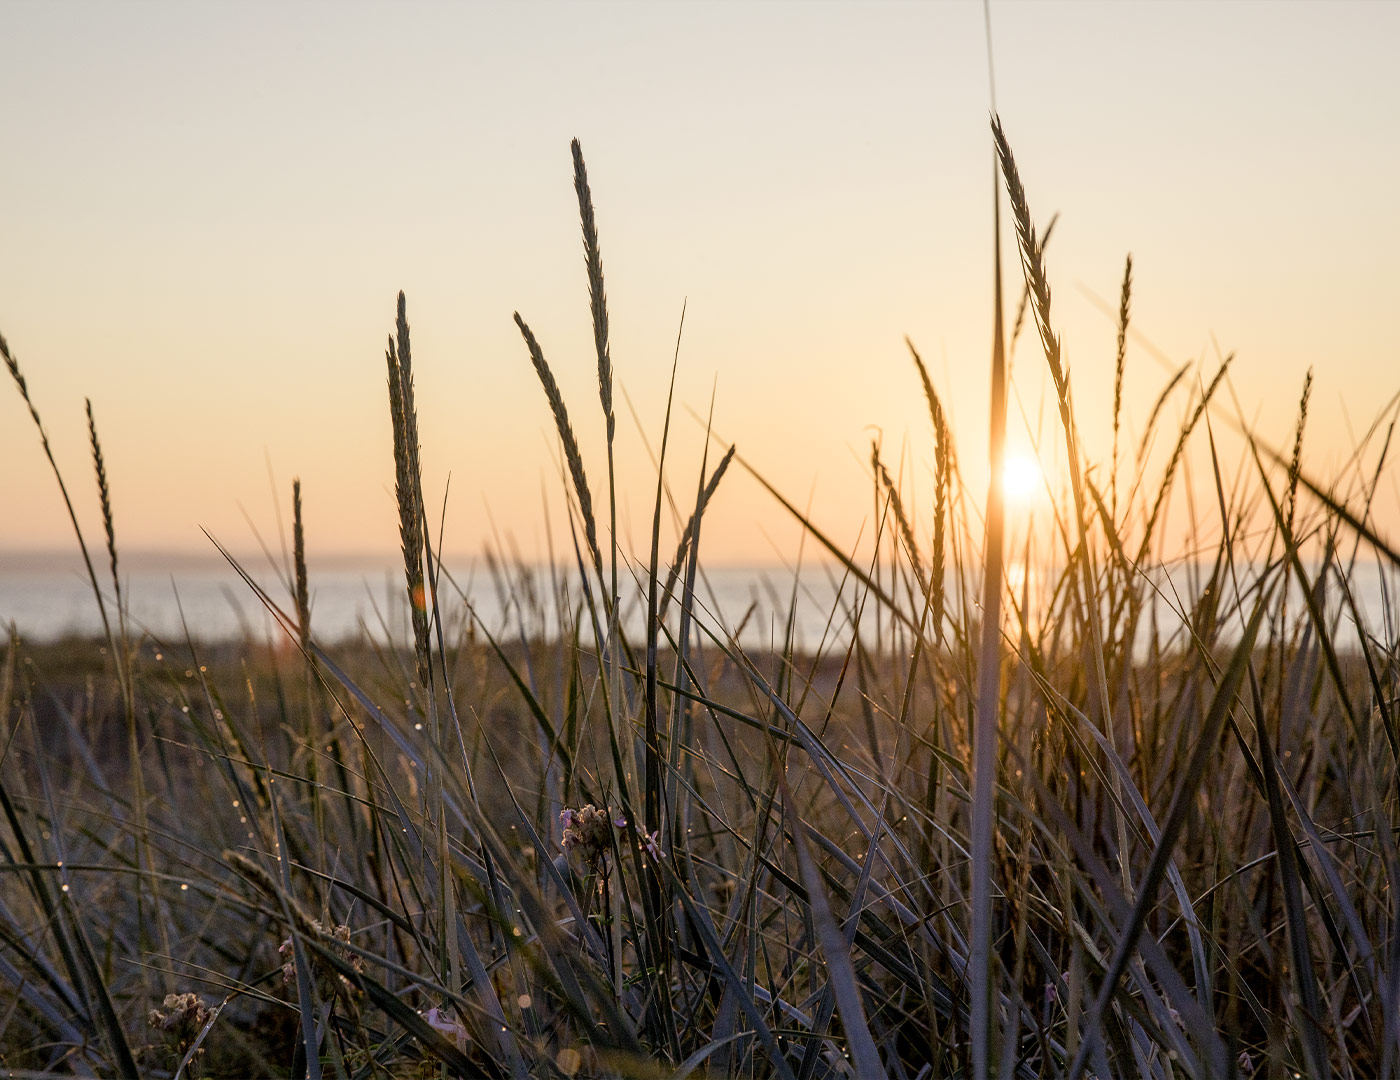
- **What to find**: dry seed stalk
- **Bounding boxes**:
[1279,367,1314,637]
[85,399,121,615]
[3,332,116,647]
[82,398,133,704]
[1112,255,1132,519]
[872,443,928,600]
[1009,211,1058,354]
[385,303,429,693]
[571,138,614,443]
[992,118,1071,438]
[84,393,165,986]
[907,338,950,643]
[1286,367,1313,540]
[2,331,43,432]
[293,478,311,656]
[572,135,623,709]
[993,115,1128,911]
[514,312,604,583]
[932,406,949,646]
[394,293,431,693]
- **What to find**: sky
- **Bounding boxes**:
[3,1,1398,571]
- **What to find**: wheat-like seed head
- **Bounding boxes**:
[872,443,928,599]
[992,116,1067,408]
[1286,367,1313,539]
[395,294,428,591]
[385,309,429,691]
[85,399,120,602]
[931,409,949,644]
[514,311,603,581]
[572,138,614,441]
[1009,212,1058,354]
[906,338,948,642]
[1112,254,1133,516]
[292,478,311,655]
[2,333,44,433]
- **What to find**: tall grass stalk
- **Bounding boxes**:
[386,292,460,1006]
[571,139,619,630]
[969,148,1010,1080]
[3,336,116,653]
[992,116,1133,911]
[292,478,311,660]
[1111,254,1131,521]
[513,314,604,588]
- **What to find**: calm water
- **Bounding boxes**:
[2,552,1395,656]
[0,555,883,652]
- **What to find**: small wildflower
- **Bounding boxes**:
[1237,1050,1256,1075]
[560,804,615,867]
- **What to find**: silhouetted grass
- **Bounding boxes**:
[1,127,1399,1080]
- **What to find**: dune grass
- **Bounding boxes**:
[2,121,1400,1079]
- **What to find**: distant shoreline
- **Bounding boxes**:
[0,548,803,574]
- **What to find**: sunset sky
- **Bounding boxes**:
[3,1,1397,570]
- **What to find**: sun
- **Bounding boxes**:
[1002,453,1043,502]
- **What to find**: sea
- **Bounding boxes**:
[1,550,1396,657]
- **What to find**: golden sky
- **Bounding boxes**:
[3,2,1397,567]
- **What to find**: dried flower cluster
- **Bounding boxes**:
[280,922,364,1001]
[560,805,660,866]
[148,992,212,1075]
[559,804,617,866]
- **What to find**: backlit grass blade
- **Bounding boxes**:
[970,130,1011,1080]
[1068,588,1271,1080]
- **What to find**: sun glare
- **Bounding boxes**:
[1002,454,1043,502]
